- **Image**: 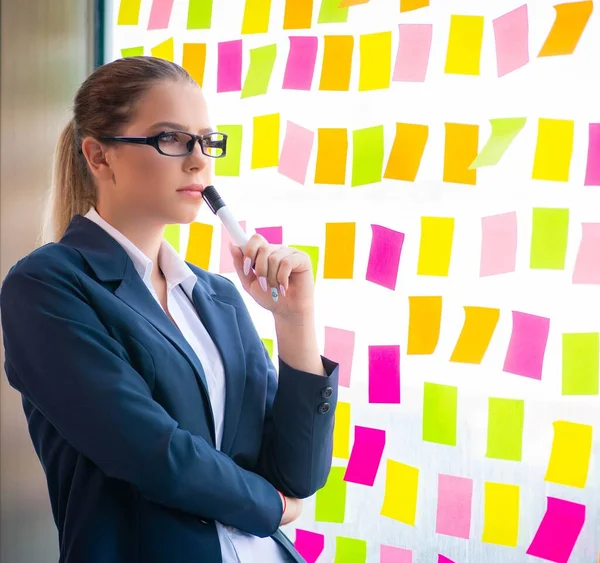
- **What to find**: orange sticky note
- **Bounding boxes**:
[324,223,356,279]
[242,0,272,34]
[539,1,593,57]
[444,123,479,185]
[408,296,442,354]
[151,37,174,61]
[339,0,369,6]
[400,0,428,12]
[315,128,347,185]
[186,222,213,270]
[445,15,485,76]
[384,123,429,182]
[118,0,143,25]
[359,32,392,91]
[319,36,354,91]
[451,307,500,364]
[284,0,313,29]
[251,114,280,168]
[182,43,206,86]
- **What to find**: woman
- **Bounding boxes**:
[0,56,339,563]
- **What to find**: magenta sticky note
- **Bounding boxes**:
[344,426,386,486]
[368,345,400,404]
[503,311,550,380]
[380,545,412,563]
[324,327,355,387]
[393,24,433,82]
[255,226,283,245]
[366,225,405,290]
[438,556,455,563]
[573,223,600,284]
[147,0,175,29]
[526,497,585,563]
[220,221,246,273]
[584,123,600,186]
[283,36,318,90]
[294,529,325,563]
[493,5,529,77]
[217,40,243,93]
[278,121,315,184]
[435,474,473,539]
[480,211,517,276]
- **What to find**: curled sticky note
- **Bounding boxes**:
[486,398,524,461]
[255,226,282,244]
[539,1,593,57]
[251,114,280,169]
[585,123,600,185]
[241,0,272,34]
[366,225,404,290]
[503,311,550,380]
[333,401,351,458]
[315,466,347,523]
[417,217,454,277]
[118,0,142,25]
[220,222,246,273]
[562,332,599,395]
[408,296,442,354]
[344,426,386,486]
[215,124,242,177]
[444,123,479,185]
[319,35,353,91]
[545,421,593,488]
[163,224,180,252]
[436,474,473,538]
[380,545,413,563]
[493,5,529,77]
[147,0,174,30]
[532,118,574,182]
[480,212,517,277]
[393,24,432,83]
[335,537,367,563]
[470,118,527,169]
[401,0,428,12]
[381,460,418,526]
[186,222,213,270]
[284,0,313,29]
[182,43,206,86]
[294,529,325,563]
[283,36,318,90]
[318,0,349,23]
[451,307,500,364]
[151,37,174,62]
[217,40,243,93]
[368,345,400,404]
[530,207,570,270]
[359,32,392,91]
[324,327,355,387]
[241,44,277,98]
[290,245,319,281]
[278,121,315,185]
[482,482,520,547]
[324,222,356,279]
[573,223,600,284]
[384,123,428,182]
[121,46,144,57]
[445,15,485,76]
[187,0,212,29]
[315,128,348,184]
[423,383,457,446]
[352,125,384,187]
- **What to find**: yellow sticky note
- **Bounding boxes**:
[482,482,520,547]
[359,32,392,91]
[314,128,348,185]
[444,123,479,185]
[539,1,593,57]
[324,223,355,279]
[400,0,428,12]
[333,401,351,458]
[381,460,419,525]
[242,0,272,34]
[182,43,206,86]
[532,118,574,182]
[319,35,354,91]
[407,296,442,354]
[417,217,454,276]
[451,307,500,364]
[186,222,213,270]
[284,0,313,29]
[151,37,174,62]
[445,15,485,76]
[545,421,593,488]
[384,123,429,182]
[118,0,142,25]
[251,114,280,169]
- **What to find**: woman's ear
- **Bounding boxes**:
[81,137,113,182]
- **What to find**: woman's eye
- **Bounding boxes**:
[162,133,178,143]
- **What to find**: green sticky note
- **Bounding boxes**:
[241,44,277,99]
[334,537,367,563]
[215,125,243,177]
[261,337,274,359]
[469,117,527,169]
[422,382,457,446]
[318,0,349,23]
[163,224,180,252]
[290,245,319,282]
[121,46,144,57]
[486,398,524,461]
[530,207,570,270]
[187,0,212,29]
[352,126,384,187]
[562,333,599,395]
[315,466,346,523]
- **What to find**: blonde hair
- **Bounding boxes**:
[42,56,195,244]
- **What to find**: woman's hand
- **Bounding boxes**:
[230,235,315,319]
[280,496,303,526]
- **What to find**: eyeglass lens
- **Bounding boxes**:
[158,132,226,157]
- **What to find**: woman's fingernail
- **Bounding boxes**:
[279,284,286,298]
[271,287,279,302]
[243,257,251,276]
[259,277,268,292]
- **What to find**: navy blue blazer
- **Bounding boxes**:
[0,215,339,563]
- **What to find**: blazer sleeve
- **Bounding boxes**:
[0,261,283,538]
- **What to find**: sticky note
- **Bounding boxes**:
[562,332,599,395]
[324,327,355,387]
[318,0,348,23]
[359,32,392,91]
[381,460,418,525]
[368,345,400,404]
[251,114,279,169]
[436,474,473,538]
[526,497,586,563]
[366,225,404,290]
[493,5,529,77]
[324,223,355,279]
[214,125,242,177]
[319,36,353,91]
[255,226,282,244]
[584,123,600,185]
[352,126,384,187]
[344,426,386,486]
[147,0,174,29]
[503,311,550,380]
[445,15,485,76]
[217,40,242,93]
[380,545,412,563]
[451,307,500,364]
[470,118,527,169]
[530,207,570,270]
[339,0,369,5]
[486,398,524,461]
[122,46,144,57]
[573,223,600,283]
[482,482,520,547]
[118,0,142,25]
[407,296,442,354]
[423,383,457,446]
[335,537,367,563]
[480,212,517,277]
[384,123,428,182]
[443,123,479,185]
[294,529,325,563]
[289,245,319,281]
[417,217,454,277]
[241,44,277,98]
[278,121,315,184]
[241,0,272,34]
[400,0,428,12]
[283,36,318,90]
[186,222,213,270]
[545,421,592,488]
[187,0,212,29]
[261,338,274,358]
[315,466,347,523]
[438,557,454,563]
[333,401,351,458]
[182,43,206,86]
[163,224,180,252]
[151,37,174,62]
[532,119,574,182]
[220,222,246,273]
[393,24,433,82]
[315,128,348,184]
[538,1,593,57]
[284,0,313,29]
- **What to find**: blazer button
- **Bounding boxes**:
[318,402,331,414]
[321,386,333,399]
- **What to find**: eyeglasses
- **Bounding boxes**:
[99,130,228,158]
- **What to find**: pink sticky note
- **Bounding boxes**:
[344,426,386,486]
[573,223,600,284]
[438,556,455,563]
[324,327,355,387]
[436,474,473,539]
[368,345,400,403]
[503,311,550,380]
[366,225,405,290]
[526,497,586,563]
[255,226,283,245]
[493,5,530,77]
[278,121,315,185]
[147,0,175,29]
[220,221,246,273]
[217,40,242,93]
[480,212,517,276]
[380,545,412,563]
[294,529,325,563]
[584,123,600,186]
[393,24,433,82]
[283,36,318,90]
